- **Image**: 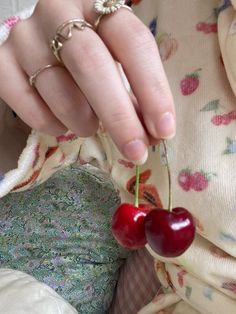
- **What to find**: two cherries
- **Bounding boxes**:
[111,141,195,257]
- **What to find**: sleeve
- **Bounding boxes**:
[0,269,77,314]
[218,0,236,98]
[0,5,35,44]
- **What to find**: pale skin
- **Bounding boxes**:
[0,0,176,164]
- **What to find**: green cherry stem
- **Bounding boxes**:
[134,165,140,207]
[162,140,172,212]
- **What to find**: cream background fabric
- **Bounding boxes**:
[1,1,236,313]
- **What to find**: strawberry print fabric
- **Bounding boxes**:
[1,0,236,313]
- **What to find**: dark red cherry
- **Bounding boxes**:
[144,207,195,257]
[111,203,150,249]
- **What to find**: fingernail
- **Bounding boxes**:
[157,112,175,139]
[123,139,148,165]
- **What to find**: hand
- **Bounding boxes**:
[0,0,175,164]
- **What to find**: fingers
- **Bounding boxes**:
[32,0,149,162]
[0,47,67,135]
[1,0,175,165]
[33,66,99,137]
[96,9,176,140]
[9,11,99,137]
[61,30,149,162]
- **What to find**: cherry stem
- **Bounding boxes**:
[134,165,140,207]
[162,140,172,212]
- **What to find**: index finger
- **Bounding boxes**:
[90,4,176,140]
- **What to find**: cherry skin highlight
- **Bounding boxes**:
[111,203,150,249]
[144,207,195,257]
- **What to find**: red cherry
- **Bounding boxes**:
[111,203,150,249]
[196,22,205,31]
[144,207,195,257]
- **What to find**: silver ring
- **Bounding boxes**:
[94,0,133,30]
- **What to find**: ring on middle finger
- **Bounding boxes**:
[50,19,94,63]
[94,0,133,30]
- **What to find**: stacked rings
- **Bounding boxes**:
[29,1,133,86]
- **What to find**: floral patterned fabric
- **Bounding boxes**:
[0,164,128,313]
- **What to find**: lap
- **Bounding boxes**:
[0,164,129,313]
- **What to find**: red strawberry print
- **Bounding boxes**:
[196,22,205,31]
[178,169,192,191]
[221,114,231,125]
[228,111,236,120]
[190,172,208,191]
[211,113,232,126]
[196,22,217,34]
[211,115,223,125]
[56,133,78,142]
[118,159,135,169]
[180,69,201,95]
[210,23,217,33]
[178,169,214,192]
[4,16,20,28]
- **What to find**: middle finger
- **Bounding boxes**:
[92,4,176,140]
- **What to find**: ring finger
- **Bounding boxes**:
[0,46,67,135]
[10,17,99,137]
